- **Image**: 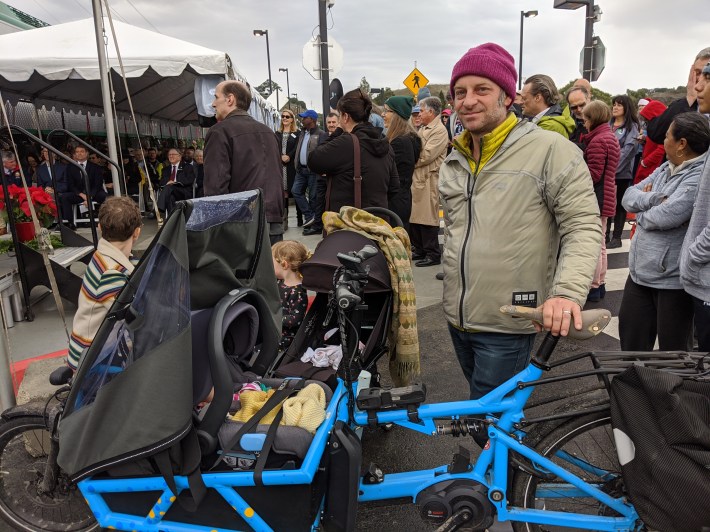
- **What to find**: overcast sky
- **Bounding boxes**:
[9,0,710,112]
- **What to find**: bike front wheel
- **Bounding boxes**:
[509,412,639,532]
[0,415,98,531]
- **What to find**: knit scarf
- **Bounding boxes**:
[453,112,518,175]
[323,207,420,386]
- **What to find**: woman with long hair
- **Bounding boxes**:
[382,96,422,234]
[308,88,400,214]
[25,153,39,185]
[275,109,301,229]
[580,101,620,302]
[607,94,640,248]
[620,112,710,350]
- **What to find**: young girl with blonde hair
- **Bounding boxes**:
[272,240,310,352]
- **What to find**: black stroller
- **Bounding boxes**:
[275,226,396,389]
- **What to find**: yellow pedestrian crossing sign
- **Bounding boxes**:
[404,68,429,95]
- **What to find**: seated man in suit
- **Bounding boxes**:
[157,148,195,215]
[60,145,107,228]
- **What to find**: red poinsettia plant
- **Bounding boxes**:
[0,184,57,227]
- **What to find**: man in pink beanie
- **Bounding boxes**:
[439,42,602,402]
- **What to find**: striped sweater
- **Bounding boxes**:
[67,239,136,370]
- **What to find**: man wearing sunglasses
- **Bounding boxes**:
[566,86,591,147]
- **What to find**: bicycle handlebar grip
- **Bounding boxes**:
[336,284,361,309]
[499,305,611,341]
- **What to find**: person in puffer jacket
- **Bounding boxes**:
[620,112,710,351]
[634,99,668,184]
[580,101,620,302]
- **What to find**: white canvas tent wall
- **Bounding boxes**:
[0,17,276,127]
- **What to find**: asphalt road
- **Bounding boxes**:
[355,302,620,531]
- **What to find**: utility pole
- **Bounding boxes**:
[582,0,594,81]
[91,0,121,196]
[279,68,291,110]
[318,0,330,118]
[253,29,278,110]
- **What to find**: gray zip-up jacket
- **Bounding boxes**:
[680,157,710,301]
[439,119,601,334]
[623,155,706,290]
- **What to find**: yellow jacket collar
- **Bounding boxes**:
[453,113,518,173]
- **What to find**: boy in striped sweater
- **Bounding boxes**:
[67,196,142,370]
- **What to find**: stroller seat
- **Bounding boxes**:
[191,290,333,467]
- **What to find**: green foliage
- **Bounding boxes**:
[438,90,447,108]
[373,87,395,106]
[558,79,612,106]
[0,233,64,254]
[255,79,282,99]
[285,97,306,114]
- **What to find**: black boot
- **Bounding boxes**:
[296,205,304,227]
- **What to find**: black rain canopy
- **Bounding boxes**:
[57,190,281,479]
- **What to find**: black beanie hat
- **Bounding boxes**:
[385,96,415,120]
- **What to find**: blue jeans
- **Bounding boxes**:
[291,170,318,222]
[448,325,535,400]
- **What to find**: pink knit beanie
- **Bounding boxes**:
[450,43,518,106]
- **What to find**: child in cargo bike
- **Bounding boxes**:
[272,240,310,352]
[67,196,142,370]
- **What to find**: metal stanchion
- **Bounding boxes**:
[0,299,16,410]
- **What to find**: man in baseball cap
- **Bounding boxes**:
[298,109,319,121]
[293,109,328,235]
[438,42,601,403]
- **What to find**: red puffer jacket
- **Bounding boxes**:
[634,99,668,184]
[581,123,621,218]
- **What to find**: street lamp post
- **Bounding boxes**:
[553,0,598,82]
[518,10,538,90]
[278,67,291,110]
[253,29,279,110]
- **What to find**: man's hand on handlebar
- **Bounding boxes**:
[535,297,582,337]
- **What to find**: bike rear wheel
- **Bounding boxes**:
[0,415,98,531]
[509,412,637,532]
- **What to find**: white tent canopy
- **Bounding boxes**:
[0,18,272,124]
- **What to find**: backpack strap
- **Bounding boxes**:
[154,427,207,512]
[325,133,362,211]
[350,133,362,209]
[253,406,285,486]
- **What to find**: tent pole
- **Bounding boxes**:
[91,0,121,196]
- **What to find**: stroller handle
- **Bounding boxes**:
[363,207,403,229]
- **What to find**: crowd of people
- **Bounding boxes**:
[1,140,204,228]
[246,42,710,402]
[7,43,708,402]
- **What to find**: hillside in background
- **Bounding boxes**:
[373,82,686,107]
